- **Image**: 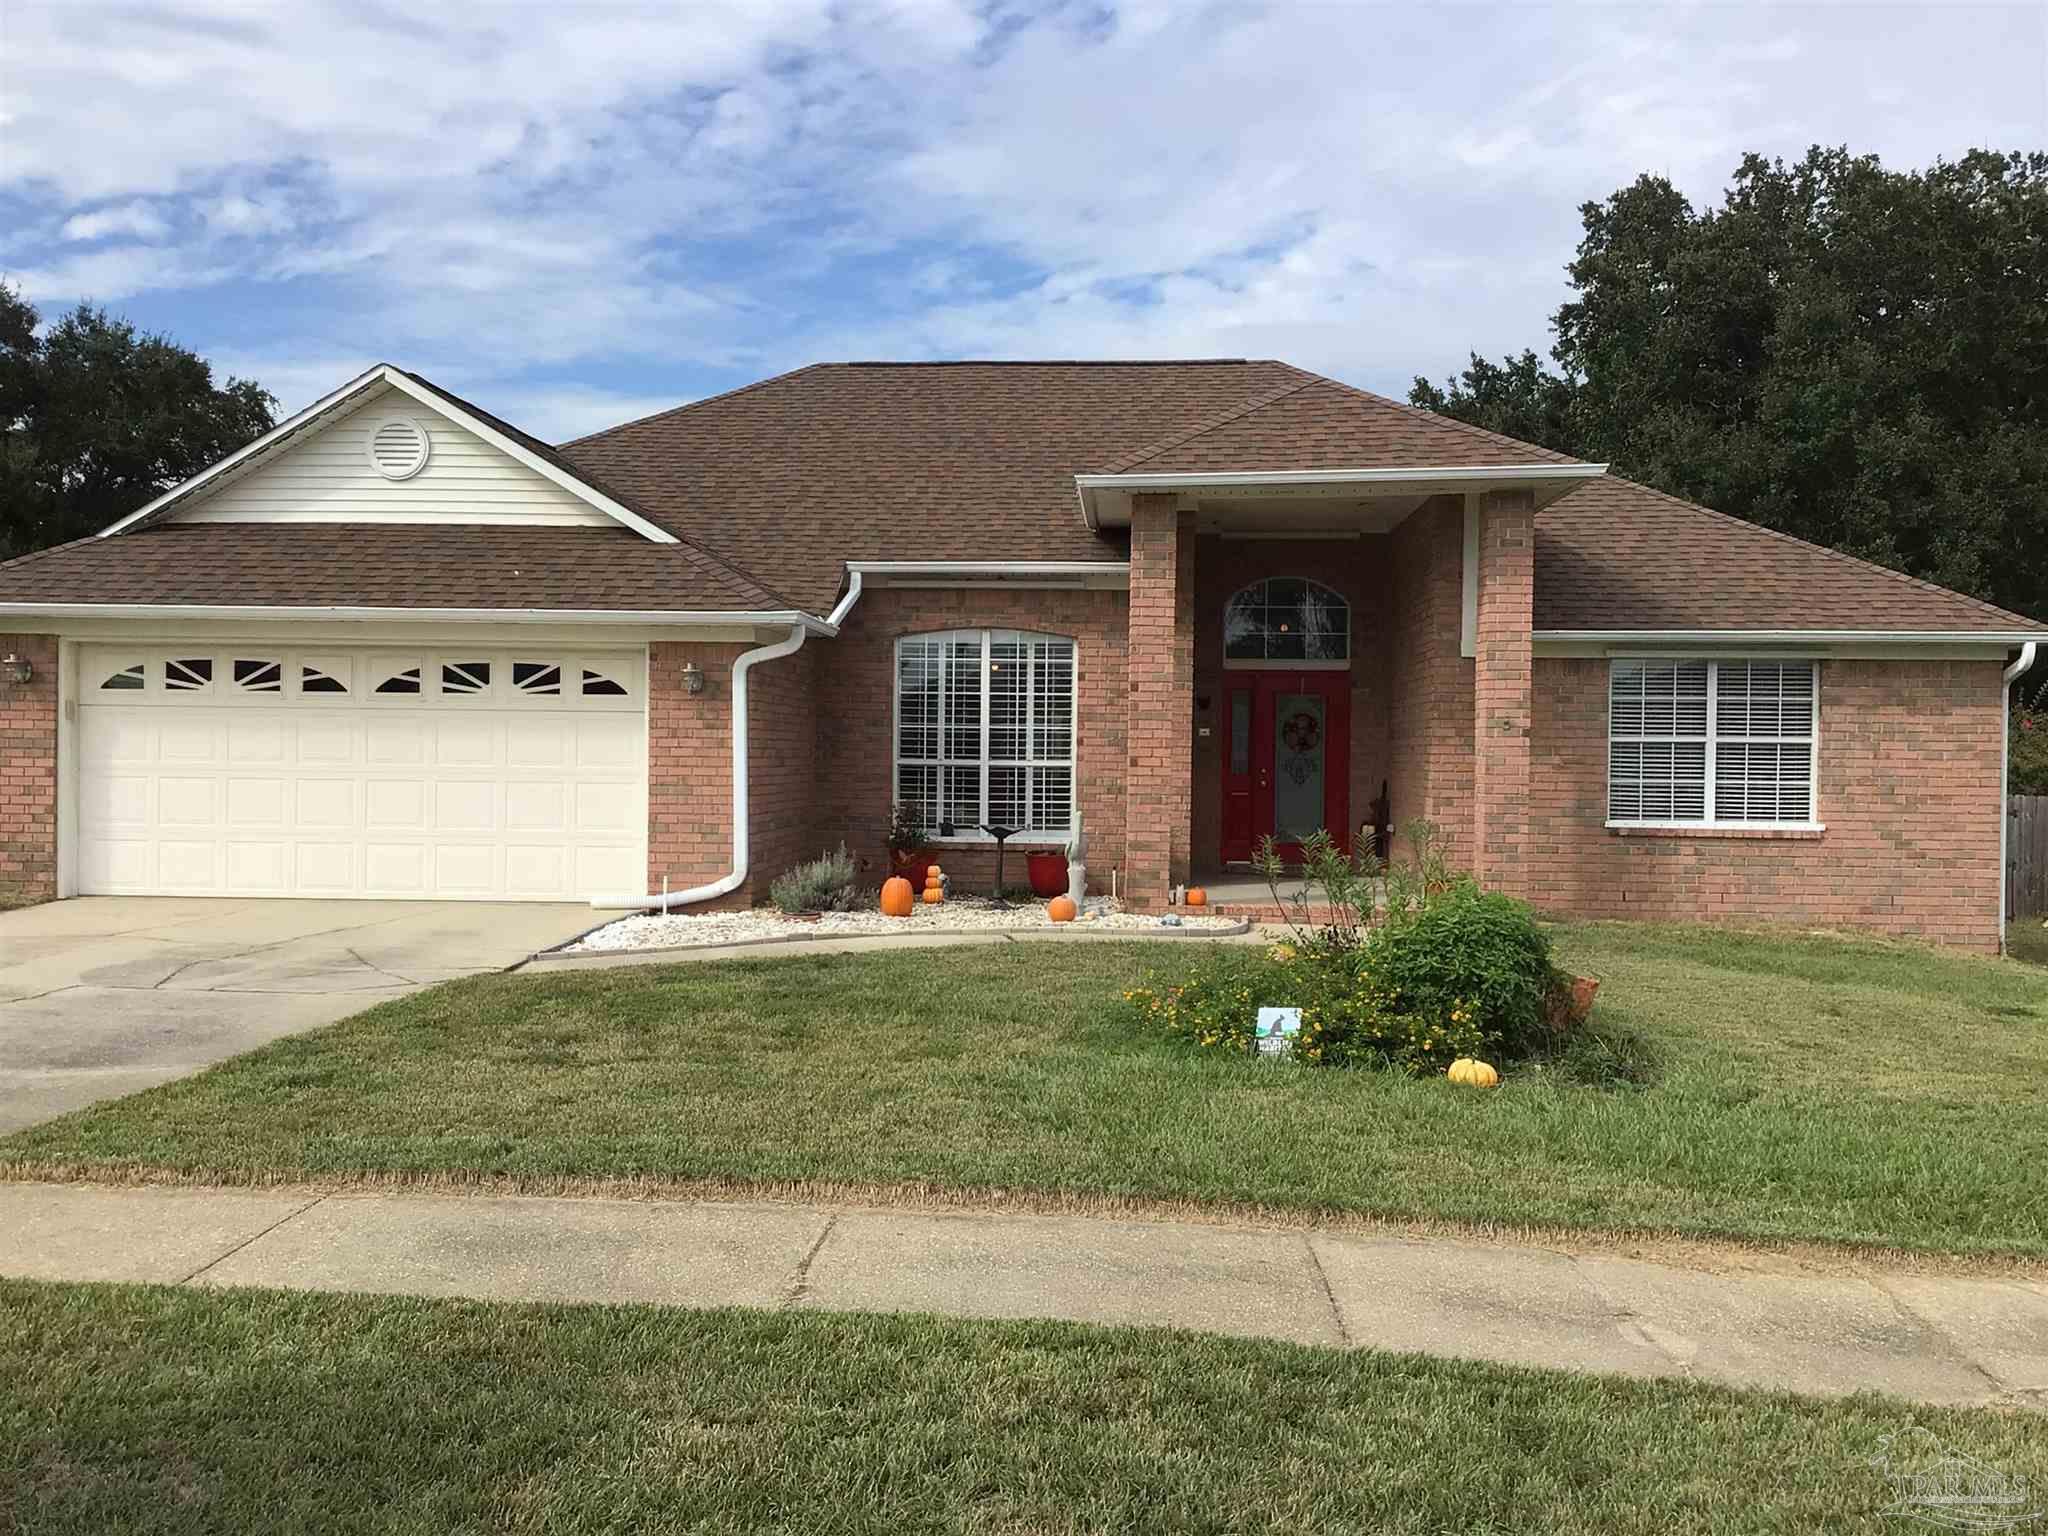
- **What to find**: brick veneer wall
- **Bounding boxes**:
[1529,656,2005,950]
[1385,498,1476,867]
[0,633,57,903]
[1126,498,1193,906]
[646,637,817,910]
[1473,489,1534,895]
[812,584,1128,895]
[1190,535,1390,866]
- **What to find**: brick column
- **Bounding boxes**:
[1126,493,1194,908]
[1473,489,1534,895]
[0,633,58,904]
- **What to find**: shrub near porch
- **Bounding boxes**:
[7,925,2047,1257]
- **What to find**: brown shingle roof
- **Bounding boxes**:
[0,358,2033,634]
[0,526,789,612]
[559,360,1315,611]
[1535,476,2040,632]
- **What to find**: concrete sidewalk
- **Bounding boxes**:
[3,1181,2042,1407]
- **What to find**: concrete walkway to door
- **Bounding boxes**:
[0,898,594,1134]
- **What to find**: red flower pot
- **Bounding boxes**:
[891,851,937,892]
[1026,851,1070,899]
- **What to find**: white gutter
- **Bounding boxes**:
[0,602,837,631]
[1537,629,2048,646]
[826,569,864,627]
[589,621,810,912]
[847,560,1129,581]
[1074,463,1606,492]
[2000,641,2038,953]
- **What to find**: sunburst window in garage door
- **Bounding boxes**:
[234,658,282,692]
[582,668,628,697]
[514,662,561,695]
[100,662,144,691]
[301,659,349,695]
[441,661,490,695]
[165,658,212,692]
[373,660,422,695]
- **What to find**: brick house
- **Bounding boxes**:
[0,360,2038,950]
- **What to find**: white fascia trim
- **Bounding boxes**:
[98,364,392,535]
[1537,629,2048,645]
[97,364,679,546]
[0,601,836,632]
[1075,463,1606,492]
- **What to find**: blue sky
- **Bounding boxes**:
[4,1,2044,441]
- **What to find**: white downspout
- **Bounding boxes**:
[590,622,809,911]
[2000,641,2037,954]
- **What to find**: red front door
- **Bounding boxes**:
[1219,672,1350,863]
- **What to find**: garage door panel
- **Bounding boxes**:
[366,719,427,766]
[226,842,290,893]
[78,645,647,901]
[295,779,357,829]
[227,778,289,827]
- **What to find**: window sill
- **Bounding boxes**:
[1606,822,1824,840]
[922,833,1072,848]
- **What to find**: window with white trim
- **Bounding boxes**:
[896,630,1076,836]
[1608,659,1818,827]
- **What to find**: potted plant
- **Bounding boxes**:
[886,801,937,892]
[1025,849,1070,899]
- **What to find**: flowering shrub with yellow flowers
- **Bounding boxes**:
[1122,883,1561,1074]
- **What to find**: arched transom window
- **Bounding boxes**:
[1224,578,1350,663]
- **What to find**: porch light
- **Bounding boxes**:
[1,653,30,685]
[680,660,705,695]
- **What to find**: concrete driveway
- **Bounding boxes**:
[0,898,597,1135]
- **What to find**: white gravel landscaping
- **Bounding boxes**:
[566,895,1245,953]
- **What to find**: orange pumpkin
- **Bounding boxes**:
[1046,895,1078,923]
[922,885,943,904]
[880,876,915,917]
[1185,887,1208,908]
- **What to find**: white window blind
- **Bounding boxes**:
[896,631,1077,836]
[1608,659,1817,827]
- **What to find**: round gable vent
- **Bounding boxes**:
[366,416,432,481]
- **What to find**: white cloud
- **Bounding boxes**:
[59,201,170,242]
[2,0,2042,430]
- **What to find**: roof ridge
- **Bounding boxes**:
[837,358,1253,369]
[1280,364,1580,465]
[1101,369,1323,474]
[557,363,831,449]
[1565,473,2044,629]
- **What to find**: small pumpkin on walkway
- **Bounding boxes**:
[1184,886,1208,908]
[1046,895,1078,923]
[880,876,915,917]
[1446,1057,1500,1088]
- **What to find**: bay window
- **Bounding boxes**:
[1608,659,1818,827]
[895,630,1076,837]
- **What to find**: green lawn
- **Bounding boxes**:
[5,924,2046,1256]
[4,1278,2039,1535]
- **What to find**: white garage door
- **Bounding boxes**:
[77,646,647,900]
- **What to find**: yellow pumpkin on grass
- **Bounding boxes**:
[1446,1057,1500,1088]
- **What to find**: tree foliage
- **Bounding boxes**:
[0,282,275,559]
[1411,147,2048,622]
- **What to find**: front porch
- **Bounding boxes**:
[1101,468,1592,912]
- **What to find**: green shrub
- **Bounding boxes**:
[1121,947,1299,1054]
[1366,883,1556,1060]
[768,845,860,915]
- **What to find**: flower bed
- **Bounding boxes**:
[568,896,1246,954]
